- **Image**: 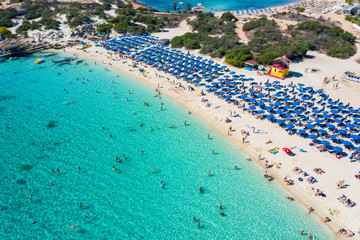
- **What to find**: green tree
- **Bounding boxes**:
[261,51,282,65]
[97,23,112,33]
[114,22,129,33]
[221,12,238,22]
[170,36,184,48]
[184,38,200,49]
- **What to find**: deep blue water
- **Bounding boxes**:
[0,52,334,239]
[137,0,299,11]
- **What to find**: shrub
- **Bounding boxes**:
[97,23,112,33]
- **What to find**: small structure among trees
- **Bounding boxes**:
[267,56,290,79]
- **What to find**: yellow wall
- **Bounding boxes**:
[270,67,289,78]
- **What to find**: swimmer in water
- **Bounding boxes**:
[208,171,210,176]
[30,195,33,199]
[199,186,203,193]
[184,120,186,125]
[85,213,89,219]
[79,202,82,208]
[150,127,153,131]
[219,204,222,210]
[234,165,237,169]
[197,222,200,228]
[51,169,55,173]
[113,166,116,171]
[151,168,157,173]
[211,149,214,154]
[77,166,81,171]
[69,225,79,231]
[220,211,224,215]
[207,134,210,139]
[192,217,196,222]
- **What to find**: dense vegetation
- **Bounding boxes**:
[233,17,355,66]
[171,15,356,69]
[187,12,237,35]
[0,0,190,39]
[169,12,239,58]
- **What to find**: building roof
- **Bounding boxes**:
[273,57,290,67]
[245,60,258,66]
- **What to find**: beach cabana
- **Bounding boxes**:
[244,60,259,71]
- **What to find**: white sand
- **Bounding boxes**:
[57,42,360,238]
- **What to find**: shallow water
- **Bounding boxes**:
[0,52,334,239]
[137,0,299,11]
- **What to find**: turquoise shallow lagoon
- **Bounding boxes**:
[0,52,334,239]
[137,0,299,11]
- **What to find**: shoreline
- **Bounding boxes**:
[51,46,351,238]
[126,0,302,11]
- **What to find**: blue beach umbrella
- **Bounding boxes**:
[338,129,347,135]
[330,135,338,140]
[267,115,275,119]
[307,124,315,129]
[249,106,257,110]
[318,129,328,135]
[240,95,248,99]
[276,110,283,114]
[333,147,343,153]
[330,110,339,114]
[342,140,353,146]
[257,110,265,114]
[350,135,360,140]
[321,140,330,146]
[308,134,318,140]
[277,119,285,124]
[225,95,232,99]
[287,124,295,129]
[218,91,225,95]
[298,129,306,134]
[315,119,324,124]
[323,114,331,119]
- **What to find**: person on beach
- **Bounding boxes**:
[287,197,294,201]
[307,207,314,214]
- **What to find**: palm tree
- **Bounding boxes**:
[173,2,177,10]
[186,3,191,11]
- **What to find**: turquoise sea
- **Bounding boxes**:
[137,0,299,11]
[0,52,335,239]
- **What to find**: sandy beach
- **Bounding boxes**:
[57,37,360,238]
